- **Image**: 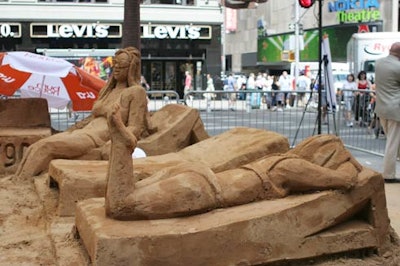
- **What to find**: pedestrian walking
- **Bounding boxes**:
[341,73,357,127]
[204,73,216,101]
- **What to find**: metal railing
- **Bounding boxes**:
[3,88,386,156]
[184,89,386,156]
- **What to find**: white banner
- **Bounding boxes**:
[321,36,337,109]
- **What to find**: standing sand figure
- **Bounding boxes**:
[15,47,150,180]
[106,103,362,221]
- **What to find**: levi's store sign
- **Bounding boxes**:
[141,24,212,40]
[30,23,211,40]
[328,0,381,23]
[30,23,122,38]
[0,23,22,38]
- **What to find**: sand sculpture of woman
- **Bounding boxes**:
[106,103,363,220]
[15,47,150,180]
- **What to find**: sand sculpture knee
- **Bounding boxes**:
[105,103,361,221]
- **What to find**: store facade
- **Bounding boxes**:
[0,1,223,97]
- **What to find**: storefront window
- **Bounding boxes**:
[165,62,176,90]
[151,62,163,90]
[37,0,107,2]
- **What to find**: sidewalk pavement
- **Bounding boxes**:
[350,149,400,235]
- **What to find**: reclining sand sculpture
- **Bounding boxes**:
[73,103,391,265]
[14,47,208,180]
[105,103,361,220]
[49,126,289,216]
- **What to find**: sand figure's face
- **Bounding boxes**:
[112,52,130,82]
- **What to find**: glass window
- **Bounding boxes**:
[151,62,163,90]
[165,62,176,90]
[364,61,375,72]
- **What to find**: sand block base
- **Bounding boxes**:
[75,169,391,266]
[0,98,51,174]
[49,160,109,216]
[0,128,51,174]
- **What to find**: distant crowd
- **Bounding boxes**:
[204,70,383,138]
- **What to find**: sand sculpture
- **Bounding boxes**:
[72,103,391,265]
[49,126,289,216]
[105,103,361,220]
[13,47,208,180]
[3,47,392,265]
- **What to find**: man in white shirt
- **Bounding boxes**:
[278,71,292,108]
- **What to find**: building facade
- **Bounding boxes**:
[0,0,223,97]
[224,0,399,75]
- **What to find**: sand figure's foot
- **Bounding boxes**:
[107,103,137,150]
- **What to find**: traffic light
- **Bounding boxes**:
[299,0,315,8]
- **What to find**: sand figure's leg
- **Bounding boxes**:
[15,131,98,181]
[266,157,357,194]
[15,140,54,180]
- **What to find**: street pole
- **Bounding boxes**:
[294,0,300,92]
[317,0,322,134]
[221,6,226,76]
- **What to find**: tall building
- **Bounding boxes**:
[224,0,399,75]
[0,0,223,96]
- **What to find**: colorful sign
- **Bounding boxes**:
[328,0,381,23]
[225,8,237,33]
[257,24,379,63]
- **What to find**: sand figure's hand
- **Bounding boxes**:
[108,103,137,149]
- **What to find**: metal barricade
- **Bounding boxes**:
[185,89,386,155]
[337,88,385,156]
[2,88,386,156]
[146,90,181,111]
[48,90,181,132]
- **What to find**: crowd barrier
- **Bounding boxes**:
[4,88,386,156]
[183,88,386,156]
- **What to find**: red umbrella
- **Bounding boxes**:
[0,51,106,111]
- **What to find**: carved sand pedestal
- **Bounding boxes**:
[48,127,289,216]
[76,168,390,266]
[0,98,51,174]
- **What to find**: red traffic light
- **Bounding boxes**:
[299,0,315,8]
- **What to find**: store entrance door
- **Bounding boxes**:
[141,60,197,99]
